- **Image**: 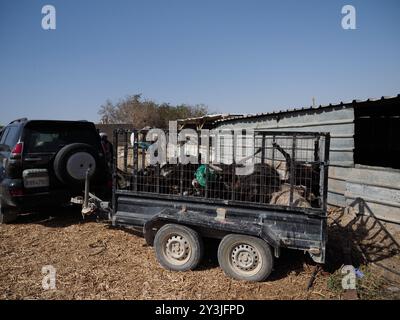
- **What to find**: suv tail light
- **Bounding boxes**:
[10,187,24,197]
[11,142,23,159]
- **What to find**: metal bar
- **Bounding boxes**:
[272,135,276,168]
[231,130,236,201]
[322,135,331,212]
[289,136,296,207]
[314,136,321,208]
[197,132,202,198]
[83,169,90,209]
[124,131,128,172]
[260,133,266,203]
[156,163,160,194]
[254,118,354,130]
[134,131,138,192]
[112,129,118,212]
[141,134,145,169]
[263,146,317,152]
[205,135,211,199]
[254,130,328,138]
[314,137,320,162]
[180,142,184,195]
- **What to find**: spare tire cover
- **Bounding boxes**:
[54,143,100,185]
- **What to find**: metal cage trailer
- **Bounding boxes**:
[81,129,330,282]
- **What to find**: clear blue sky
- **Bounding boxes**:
[0,0,399,125]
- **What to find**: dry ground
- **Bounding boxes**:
[0,206,398,300]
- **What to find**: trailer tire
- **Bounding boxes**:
[218,234,273,282]
[154,224,203,272]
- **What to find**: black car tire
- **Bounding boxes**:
[53,143,100,186]
[0,199,17,224]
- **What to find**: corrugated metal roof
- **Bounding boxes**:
[177,113,243,129]
[177,113,241,123]
[213,94,400,124]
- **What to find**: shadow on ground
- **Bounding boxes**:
[13,205,93,227]
[326,199,400,280]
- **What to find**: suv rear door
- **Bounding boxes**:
[21,121,105,192]
[0,125,21,175]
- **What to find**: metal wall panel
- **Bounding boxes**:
[215,106,400,223]
[216,106,355,168]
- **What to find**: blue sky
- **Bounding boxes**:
[0,0,399,125]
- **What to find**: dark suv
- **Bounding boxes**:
[0,118,110,223]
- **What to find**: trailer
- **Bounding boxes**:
[78,128,330,282]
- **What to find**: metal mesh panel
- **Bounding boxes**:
[114,129,329,213]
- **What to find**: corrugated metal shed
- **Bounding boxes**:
[213,95,400,124]
[213,95,400,224]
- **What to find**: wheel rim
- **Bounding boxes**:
[66,152,96,180]
[163,234,191,266]
[230,243,263,276]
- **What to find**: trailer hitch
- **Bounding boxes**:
[70,169,111,219]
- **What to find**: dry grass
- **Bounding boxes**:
[0,207,397,300]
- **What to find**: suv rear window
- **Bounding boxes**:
[23,122,101,154]
[1,126,20,148]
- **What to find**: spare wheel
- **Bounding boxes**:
[54,143,99,185]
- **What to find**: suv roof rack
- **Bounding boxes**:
[8,118,28,125]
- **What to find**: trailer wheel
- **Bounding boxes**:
[218,234,273,282]
[154,224,203,272]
